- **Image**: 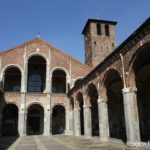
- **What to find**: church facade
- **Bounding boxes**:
[0,17,150,145]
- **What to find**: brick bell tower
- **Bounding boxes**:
[82,19,117,68]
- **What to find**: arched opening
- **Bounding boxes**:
[4,67,21,92]
[87,83,99,136]
[74,79,83,87]
[2,104,18,136]
[27,104,44,135]
[27,55,46,92]
[133,45,150,142]
[104,69,126,141]
[52,70,66,93]
[52,105,65,135]
[76,92,84,135]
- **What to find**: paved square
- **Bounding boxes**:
[0,135,149,150]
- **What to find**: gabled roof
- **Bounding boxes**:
[82,18,117,34]
[0,37,91,71]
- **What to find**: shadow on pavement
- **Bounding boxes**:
[0,136,19,150]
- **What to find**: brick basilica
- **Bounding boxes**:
[0,17,150,145]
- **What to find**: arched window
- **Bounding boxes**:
[52,70,66,93]
[97,23,101,35]
[27,55,46,92]
[4,67,21,92]
[28,74,42,92]
[105,24,110,36]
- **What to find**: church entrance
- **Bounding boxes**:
[27,104,44,135]
[2,104,18,136]
[52,105,65,135]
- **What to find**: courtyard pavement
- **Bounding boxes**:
[0,135,150,150]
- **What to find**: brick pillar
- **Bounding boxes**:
[83,105,92,137]
[74,108,81,136]
[98,97,109,140]
[122,87,141,144]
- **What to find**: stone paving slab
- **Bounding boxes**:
[0,135,150,150]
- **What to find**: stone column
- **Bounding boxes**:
[122,87,141,144]
[98,97,109,140]
[44,104,51,135]
[74,108,81,136]
[65,110,70,134]
[83,105,92,137]
[45,62,51,93]
[69,111,74,135]
[18,93,26,136]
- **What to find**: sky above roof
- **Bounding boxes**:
[0,0,149,63]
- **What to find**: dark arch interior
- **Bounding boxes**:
[88,84,99,136]
[52,70,66,93]
[133,46,150,142]
[52,105,65,135]
[4,67,21,92]
[104,69,126,141]
[2,104,18,136]
[76,92,84,135]
[74,79,83,87]
[27,56,46,92]
[70,97,74,110]
[27,104,44,135]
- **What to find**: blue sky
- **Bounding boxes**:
[0,0,149,63]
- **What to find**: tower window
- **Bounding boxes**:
[96,23,101,35]
[105,24,110,36]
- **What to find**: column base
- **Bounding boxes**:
[65,130,73,135]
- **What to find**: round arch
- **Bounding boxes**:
[130,44,150,142]
[52,104,66,135]
[27,54,46,92]
[3,66,22,92]
[102,69,127,141]
[26,103,44,135]
[51,68,68,93]
[86,83,99,136]
[73,77,83,87]
[2,103,19,136]
[50,67,70,79]
[25,52,48,64]
[1,64,23,76]
[127,43,150,87]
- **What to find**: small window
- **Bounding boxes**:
[105,24,110,36]
[96,23,101,35]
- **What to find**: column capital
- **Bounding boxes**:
[122,87,137,93]
[97,97,107,104]
[74,108,81,111]
[83,105,91,108]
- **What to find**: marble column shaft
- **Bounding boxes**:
[83,105,92,137]
[98,98,109,140]
[122,87,141,144]
[74,108,81,136]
